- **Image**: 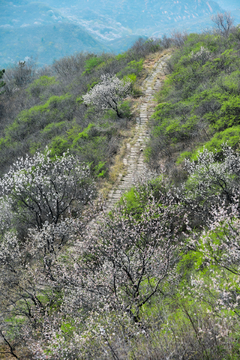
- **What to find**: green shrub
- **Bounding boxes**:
[148,30,240,172]
[26,75,58,99]
[49,136,69,157]
[205,126,240,152]
[72,123,94,145]
[41,121,67,139]
[94,161,107,178]
[119,100,132,118]
[118,59,144,78]
[120,187,146,218]
[84,55,105,74]
[180,126,240,162]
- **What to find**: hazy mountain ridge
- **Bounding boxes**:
[0,23,110,67]
[0,1,143,66]
[1,0,238,67]
[216,0,240,10]
[58,0,224,37]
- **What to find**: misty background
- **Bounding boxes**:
[1,0,240,67]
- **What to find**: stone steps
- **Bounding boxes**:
[102,54,171,211]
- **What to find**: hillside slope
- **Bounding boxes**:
[1,31,240,360]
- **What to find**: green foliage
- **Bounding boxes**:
[87,80,99,92]
[120,187,146,218]
[216,95,240,129]
[4,94,72,143]
[148,30,240,170]
[41,121,67,139]
[118,59,144,78]
[27,75,58,99]
[49,136,69,157]
[119,100,132,118]
[72,123,94,144]
[61,322,76,335]
[205,126,240,152]
[0,93,74,172]
[123,73,137,83]
[120,176,165,219]
[83,55,105,74]
[115,53,128,61]
[184,126,240,161]
[94,161,107,178]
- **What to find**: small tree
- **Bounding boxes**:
[82,74,131,118]
[3,60,36,95]
[211,12,234,37]
[171,30,188,48]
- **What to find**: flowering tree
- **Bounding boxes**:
[0,185,184,359]
[82,74,131,118]
[185,146,240,206]
[0,149,94,235]
[189,46,211,65]
[0,149,95,357]
[30,192,184,358]
[0,217,85,360]
[76,199,182,320]
[188,196,240,315]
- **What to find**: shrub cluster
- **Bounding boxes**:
[147,25,240,176]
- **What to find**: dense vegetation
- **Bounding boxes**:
[147,23,240,179]
[0,39,160,180]
[1,20,240,359]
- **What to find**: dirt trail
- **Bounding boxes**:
[106,53,171,211]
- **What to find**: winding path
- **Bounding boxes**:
[106,53,171,211]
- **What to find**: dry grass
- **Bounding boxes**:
[0,344,32,360]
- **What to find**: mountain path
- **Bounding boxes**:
[105,53,171,211]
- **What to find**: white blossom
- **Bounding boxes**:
[82,74,131,118]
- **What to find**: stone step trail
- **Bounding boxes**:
[105,53,171,211]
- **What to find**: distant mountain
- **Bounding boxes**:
[214,1,240,25]
[0,0,233,68]
[0,23,109,68]
[52,0,225,38]
[215,1,240,10]
[0,1,142,67]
